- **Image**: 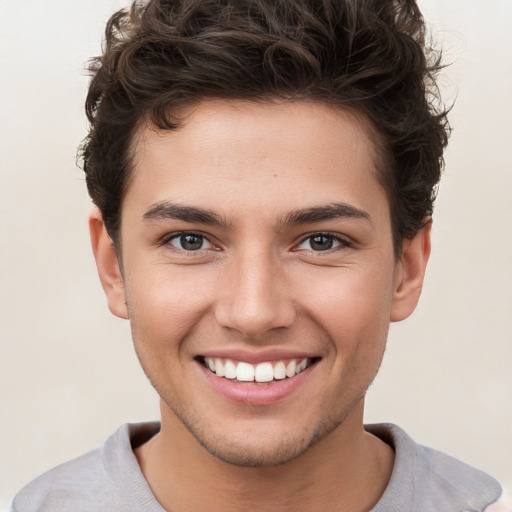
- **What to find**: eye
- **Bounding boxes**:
[168,232,213,251]
[296,233,348,252]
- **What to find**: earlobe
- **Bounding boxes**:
[390,220,432,322]
[89,208,129,320]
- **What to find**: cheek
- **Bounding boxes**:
[298,265,395,336]
[125,265,218,348]
[296,264,395,388]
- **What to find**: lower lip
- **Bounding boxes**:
[197,362,315,405]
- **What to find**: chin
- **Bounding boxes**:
[195,433,315,468]
[193,433,314,468]
[168,400,344,468]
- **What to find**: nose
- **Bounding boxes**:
[214,248,296,338]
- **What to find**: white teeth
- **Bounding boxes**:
[204,357,314,382]
[296,358,308,374]
[273,361,286,380]
[214,358,225,377]
[237,362,255,381]
[286,360,296,378]
[255,362,274,383]
[224,360,237,379]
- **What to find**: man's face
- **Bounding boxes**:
[114,100,404,466]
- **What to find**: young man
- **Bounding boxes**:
[9,0,504,511]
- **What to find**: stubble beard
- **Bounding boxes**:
[152,379,370,468]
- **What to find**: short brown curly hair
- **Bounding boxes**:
[81,0,450,253]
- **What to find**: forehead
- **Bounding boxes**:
[126,99,387,223]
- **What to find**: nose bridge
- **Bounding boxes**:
[215,243,295,337]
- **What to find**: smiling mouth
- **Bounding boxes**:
[197,356,321,384]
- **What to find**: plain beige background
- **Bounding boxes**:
[1,0,511,508]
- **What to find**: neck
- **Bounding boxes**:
[135,400,394,512]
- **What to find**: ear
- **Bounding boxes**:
[89,208,129,320]
[390,220,432,322]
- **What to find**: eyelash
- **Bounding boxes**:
[295,232,353,252]
[161,231,216,252]
[160,231,352,253]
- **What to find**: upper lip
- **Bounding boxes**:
[197,348,320,364]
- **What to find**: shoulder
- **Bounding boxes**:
[413,442,502,509]
[9,422,161,512]
[9,446,115,512]
[367,423,503,512]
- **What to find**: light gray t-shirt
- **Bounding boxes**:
[9,422,502,512]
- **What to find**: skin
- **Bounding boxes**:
[90,99,431,512]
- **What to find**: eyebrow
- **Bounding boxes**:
[280,203,372,227]
[142,201,371,229]
[143,201,229,228]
